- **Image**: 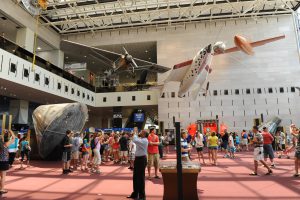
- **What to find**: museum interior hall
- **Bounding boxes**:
[0,0,300,200]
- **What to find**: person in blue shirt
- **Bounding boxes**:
[20,135,30,169]
[8,136,19,167]
[127,130,149,200]
[235,133,241,152]
[181,131,192,162]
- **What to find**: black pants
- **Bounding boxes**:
[132,156,147,198]
[9,152,16,165]
[158,144,163,158]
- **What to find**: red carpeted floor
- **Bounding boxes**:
[3,149,300,200]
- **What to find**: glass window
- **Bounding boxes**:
[246,88,251,94]
[257,88,262,94]
[45,77,49,85]
[23,69,29,77]
[291,87,295,93]
[268,88,273,93]
[35,73,40,81]
[279,87,284,93]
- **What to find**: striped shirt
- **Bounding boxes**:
[181,138,189,157]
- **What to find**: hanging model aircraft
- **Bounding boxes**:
[61,40,170,79]
[160,35,285,100]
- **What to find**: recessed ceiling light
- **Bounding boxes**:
[84,55,87,58]
[37,46,41,50]
[66,56,69,59]
[145,50,148,53]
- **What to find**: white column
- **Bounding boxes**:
[16,27,35,53]
[37,49,64,69]
[9,100,29,124]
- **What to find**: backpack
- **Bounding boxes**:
[243,133,248,139]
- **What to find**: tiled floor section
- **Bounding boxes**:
[3,150,300,200]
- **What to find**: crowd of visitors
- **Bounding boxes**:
[2,122,299,198]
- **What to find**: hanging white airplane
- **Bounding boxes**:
[160,35,285,99]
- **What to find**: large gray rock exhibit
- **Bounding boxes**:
[32,103,88,159]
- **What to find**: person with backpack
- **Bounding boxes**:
[90,132,101,174]
[80,139,91,171]
[20,134,31,169]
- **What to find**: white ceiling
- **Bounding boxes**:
[36,0,300,34]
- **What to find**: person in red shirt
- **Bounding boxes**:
[112,135,120,163]
[147,128,160,179]
[262,127,276,168]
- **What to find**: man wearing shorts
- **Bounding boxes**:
[91,132,101,174]
[195,132,205,164]
[147,128,160,179]
[242,130,249,151]
[262,127,276,167]
[62,130,73,174]
[249,126,273,176]
[71,132,80,170]
[119,132,129,164]
[221,130,229,158]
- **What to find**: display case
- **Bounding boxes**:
[159,161,201,200]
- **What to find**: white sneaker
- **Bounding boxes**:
[271,164,276,168]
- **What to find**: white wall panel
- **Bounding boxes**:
[155,15,300,131]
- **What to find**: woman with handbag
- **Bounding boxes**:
[0,129,16,194]
[20,134,31,169]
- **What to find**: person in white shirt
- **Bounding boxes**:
[195,132,206,165]
[128,134,136,170]
[228,133,236,158]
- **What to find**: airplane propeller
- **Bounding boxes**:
[123,47,138,74]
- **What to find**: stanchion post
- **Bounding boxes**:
[174,118,183,200]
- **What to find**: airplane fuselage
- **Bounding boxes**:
[178,44,213,97]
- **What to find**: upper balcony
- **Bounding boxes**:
[0,36,159,107]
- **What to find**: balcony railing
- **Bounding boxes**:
[0,36,95,91]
